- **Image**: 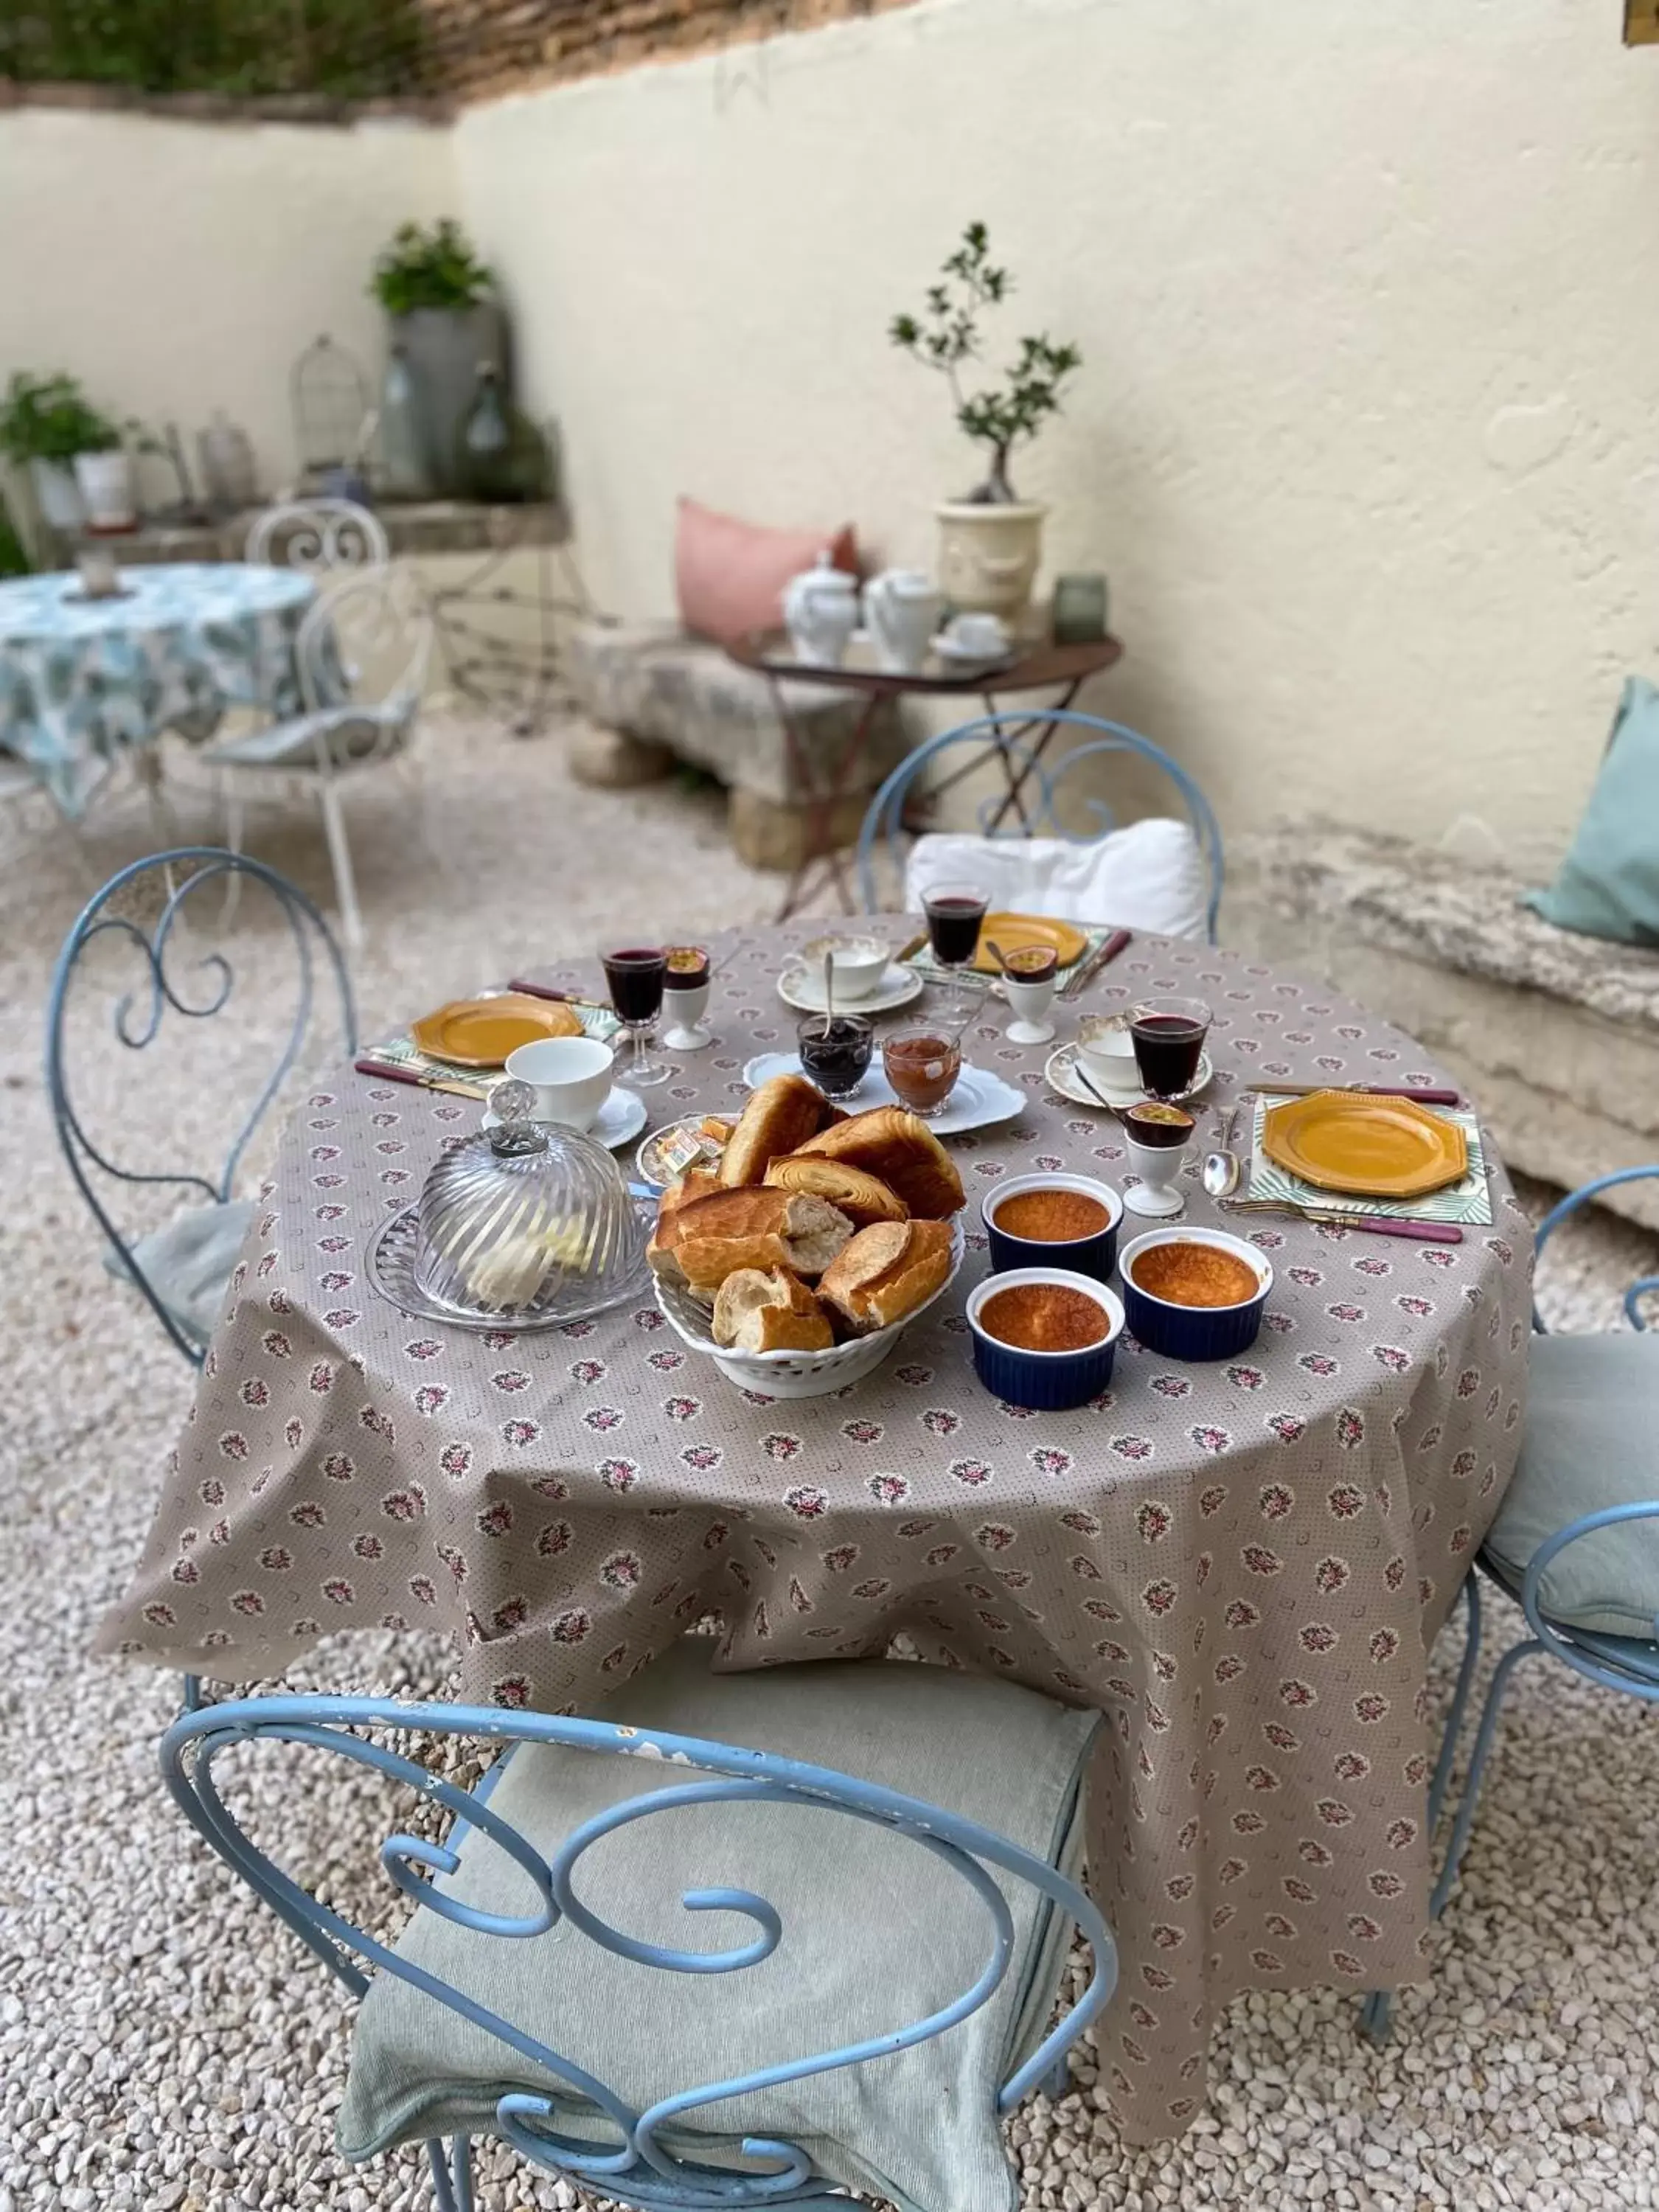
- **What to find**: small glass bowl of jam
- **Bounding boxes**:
[881,1022,963,1118]
[797,1013,874,1099]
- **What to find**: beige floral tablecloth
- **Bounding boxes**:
[102,923,1531,2143]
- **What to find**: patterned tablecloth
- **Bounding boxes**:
[0,563,314,813]
[102,922,1532,2143]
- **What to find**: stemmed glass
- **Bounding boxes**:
[600,945,672,1088]
[922,883,990,1023]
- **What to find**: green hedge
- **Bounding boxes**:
[1,0,434,99]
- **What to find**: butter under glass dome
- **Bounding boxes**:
[368,1082,650,1331]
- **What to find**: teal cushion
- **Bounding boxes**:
[1485,1332,1659,1637]
[338,1646,1102,2212]
[102,1199,254,1345]
[1523,677,1659,945]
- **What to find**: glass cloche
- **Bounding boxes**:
[372,1082,650,1331]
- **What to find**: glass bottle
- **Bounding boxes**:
[379,343,432,501]
[456,364,549,504]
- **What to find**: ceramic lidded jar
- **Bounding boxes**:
[412,1082,648,1324]
[782,551,859,667]
[863,567,943,673]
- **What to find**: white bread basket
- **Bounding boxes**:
[653,1217,965,1398]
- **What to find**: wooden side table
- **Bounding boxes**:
[723,631,1124,920]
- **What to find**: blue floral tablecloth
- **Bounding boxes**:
[0,563,316,814]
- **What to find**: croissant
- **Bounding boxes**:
[790,1107,965,1220]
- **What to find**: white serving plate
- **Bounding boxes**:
[776,962,924,1017]
[1044,1043,1214,1112]
[742,1051,1025,1137]
[653,1217,965,1398]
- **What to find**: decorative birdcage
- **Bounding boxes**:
[291,335,372,481]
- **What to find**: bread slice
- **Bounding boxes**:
[720,1074,837,1186]
[792,1107,966,1220]
[763,1154,908,1230]
[712,1267,834,1353]
[816,1217,955,1335]
[649,1186,852,1296]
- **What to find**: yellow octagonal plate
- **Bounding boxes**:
[410,993,582,1068]
[1262,1092,1468,1200]
[970,912,1091,974]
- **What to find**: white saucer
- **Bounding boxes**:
[776,963,924,1018]
[742,1051,1025,1138]
[1045,1043,1214,1112]
[483,1085,649,1151]
[929,632,1016,672]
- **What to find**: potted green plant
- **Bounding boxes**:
[0,372,125,532]
[891,224,1082,617]
[370,218,506,495]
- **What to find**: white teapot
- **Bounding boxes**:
[782,552,859,667]
[863,568,943,674]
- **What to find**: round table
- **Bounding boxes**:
[0,563,314,814]
[723,630,1124,922]
[102,922,1531,2143]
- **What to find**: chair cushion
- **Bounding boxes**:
[339,1645,1101,2212]
[102,1199,254,1345]
[905,821,1210,940]
[1523,675,1659,947]
[1484,1331,1659,1637]
[675,497,859,647]
[204,706,403,771]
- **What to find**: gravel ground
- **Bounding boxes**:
[3,715,1657,2212]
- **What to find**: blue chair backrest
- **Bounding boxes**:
[855,709,1224,941]
[162,1688,1116,2207]
[45,847,355,1367]
[1515,1164,1659,1688]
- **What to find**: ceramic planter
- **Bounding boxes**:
[936,499,1046,619]
[28,458,85,532]
[391,302,508,495]
[73,450,137,532]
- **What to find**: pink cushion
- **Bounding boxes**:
[675,497,859,646]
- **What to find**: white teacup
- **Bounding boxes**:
[799,933,890,1002]
[1077,1013,1139,1092]
[945,611,1009,657]
[504,1035,614,1132]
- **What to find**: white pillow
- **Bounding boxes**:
[904,820,1210,940]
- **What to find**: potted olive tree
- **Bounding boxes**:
[891,224,1082,618]
[0,372,128,533]
[370,219,507,495]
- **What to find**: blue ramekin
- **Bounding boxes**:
[967,1268,1125,1411]
[1119,1227,1273,1361]
[981,1172,1123,1285]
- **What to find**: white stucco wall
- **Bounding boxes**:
[0,106,454,498]
[452,0,1659,849]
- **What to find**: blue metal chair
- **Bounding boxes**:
[46,846,355,1370]
[162,1651,1115,2212]
[855,709,1224,942]
[1362,1166,1659,2039]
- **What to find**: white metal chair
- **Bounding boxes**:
[245,498,390,574]
[204,566,435,945]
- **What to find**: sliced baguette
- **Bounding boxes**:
[712,1267,834,1353]
[816,1217,955,1335]
[650,1186,852,1296]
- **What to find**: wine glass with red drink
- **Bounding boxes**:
[922,884,990,1023]
[1128,996,1211,1102]
[600,945,672,1088]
